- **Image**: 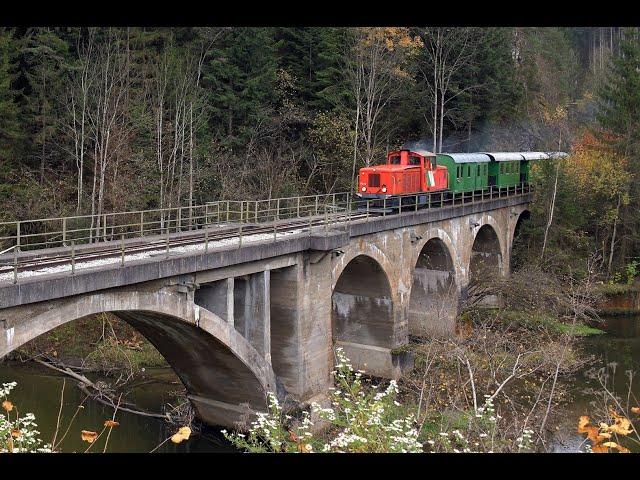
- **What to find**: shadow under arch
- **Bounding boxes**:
[0,289,277,428]
[408,237,458,337]
[469,224,503,307]
[332,254,394,348]
[510,209,532,272]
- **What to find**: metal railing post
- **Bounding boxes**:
[121,234,125,267]
[238,224,243,249]
[383,197,386,216]
[140,211,144,237]
[62,217,67,247]
[226,201,230,222]
[71,240,75,275]
[297,197,300,218]
[324,205,328,233]
[276,198,280,221]
[177,208,182,232]
[315,195,319,216]
[366,200,370,221]
[255,201,259,223]
[205,226,209,253]
[13,247,18,284]
[16,222,20,252]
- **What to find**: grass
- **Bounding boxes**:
[597,282,640,297]
[492,309,605,336]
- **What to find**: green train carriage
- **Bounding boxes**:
[435,153,491,194]
[435,151,566,194]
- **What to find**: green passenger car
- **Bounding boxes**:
[483,152,554,187]
[435,153,491,193]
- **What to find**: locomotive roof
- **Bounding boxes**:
[438,153,491,163]
[408,149,436,157]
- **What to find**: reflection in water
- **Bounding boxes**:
[551,314,640,453]
[0,363,235,452]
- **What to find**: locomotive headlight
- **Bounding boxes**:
[381,185,387,193]
[361,186,367,192]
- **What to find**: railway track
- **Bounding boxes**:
[0,211,368,278]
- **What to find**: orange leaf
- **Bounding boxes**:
[578,416,590,431]
[2,400,13,412]
[170,426,191,444]
[10,428,21,439]
[631,407,640,414]
[592,444,608,453]
[104,420,119,428]
[81,430,98,443]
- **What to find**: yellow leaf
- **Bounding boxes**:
[104,420,119,428]
[602,441,631,453]
[170,426,191,444]
[578,416,590,431]
[81,430,98,443]
[2,400,13,412]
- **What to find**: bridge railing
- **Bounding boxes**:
[0,184,531,285]
[0,192,353,253]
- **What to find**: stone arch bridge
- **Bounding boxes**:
[0,192,531,427]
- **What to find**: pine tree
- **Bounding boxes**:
[0,28,21,165]
[203,27,278,150]
[596,27,640,270]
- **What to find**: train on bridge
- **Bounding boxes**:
[357,150,567,209]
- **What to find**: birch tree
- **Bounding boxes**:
[417,27,479,153]
[347,28,421,171]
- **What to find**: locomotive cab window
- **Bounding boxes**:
[409,156,421,166]
[389,155,401,165]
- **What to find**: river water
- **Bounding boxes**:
[0,364,235,452]
[2,315,639,453]
[550,314,640,453]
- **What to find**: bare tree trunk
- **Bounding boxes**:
[541,163,560,260]
[608,192,622,274]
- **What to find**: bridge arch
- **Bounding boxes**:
[469,222,504,288]
[509,209,531,272]
[331,253,402,377]
[0,289,277,427]
[408,233,458,337]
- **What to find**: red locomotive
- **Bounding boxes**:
[357,149,448,200]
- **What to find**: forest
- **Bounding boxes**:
[2,26,640,454]
[0,26,637,274]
